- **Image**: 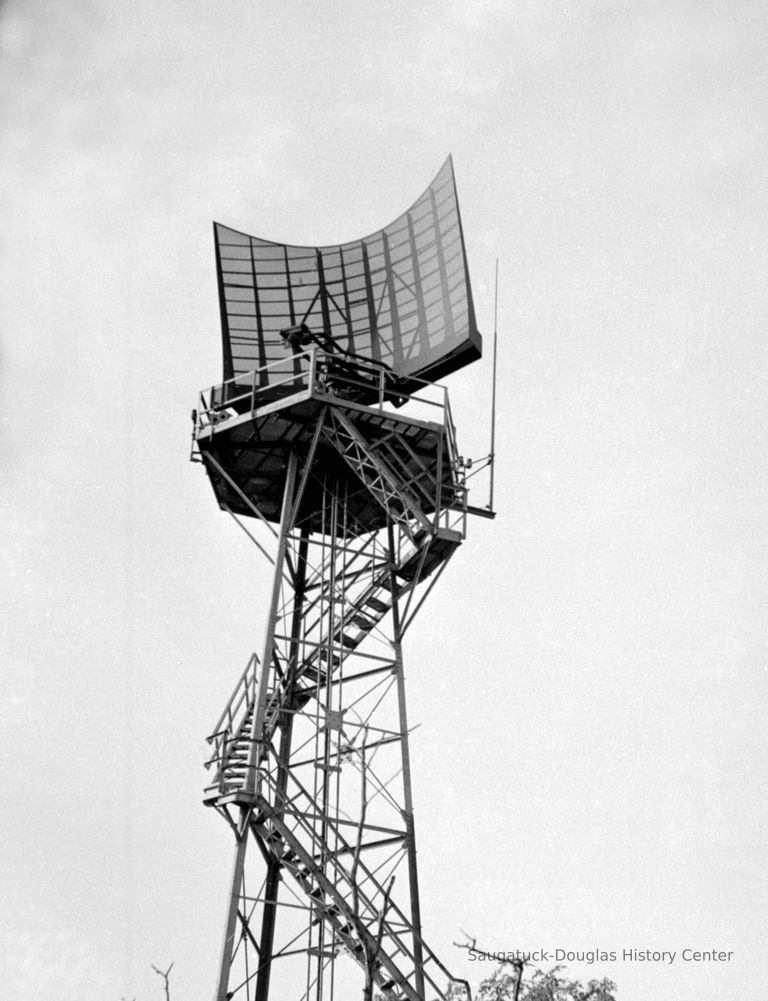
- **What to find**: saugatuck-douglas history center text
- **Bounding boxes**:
[465,947,734,965]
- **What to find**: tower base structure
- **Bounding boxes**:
[194,349,470,1001]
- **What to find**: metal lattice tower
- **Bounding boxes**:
[192,158,492,1001]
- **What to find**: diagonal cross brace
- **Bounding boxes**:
[322,409,433,540]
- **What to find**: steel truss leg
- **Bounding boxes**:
[254,528,309,1001]
[387,523,425,1001]
[214,454,299,1001]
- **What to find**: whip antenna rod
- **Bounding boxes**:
[489,258,499,511]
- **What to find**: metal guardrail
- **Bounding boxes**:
[196,349,454,432]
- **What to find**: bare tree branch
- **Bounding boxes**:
[454,934,524,1001]
[151,961,175,1001]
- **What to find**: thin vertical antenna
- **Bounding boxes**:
[489,258,499,511]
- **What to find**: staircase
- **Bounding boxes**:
[240,754,455,1001]
[204,525,460,804]
[322,408,435,542]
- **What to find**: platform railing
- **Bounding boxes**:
[195,349,457,439]
[200,350,316,418]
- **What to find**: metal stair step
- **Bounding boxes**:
[364,596,390,614]
[349,613,374,630]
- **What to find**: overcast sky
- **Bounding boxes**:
[2,1,767,1000]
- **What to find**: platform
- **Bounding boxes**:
[193,348,465,537]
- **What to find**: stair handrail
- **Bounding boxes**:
[205,653,259,766]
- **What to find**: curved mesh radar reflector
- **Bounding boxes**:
[214,157,481,391]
